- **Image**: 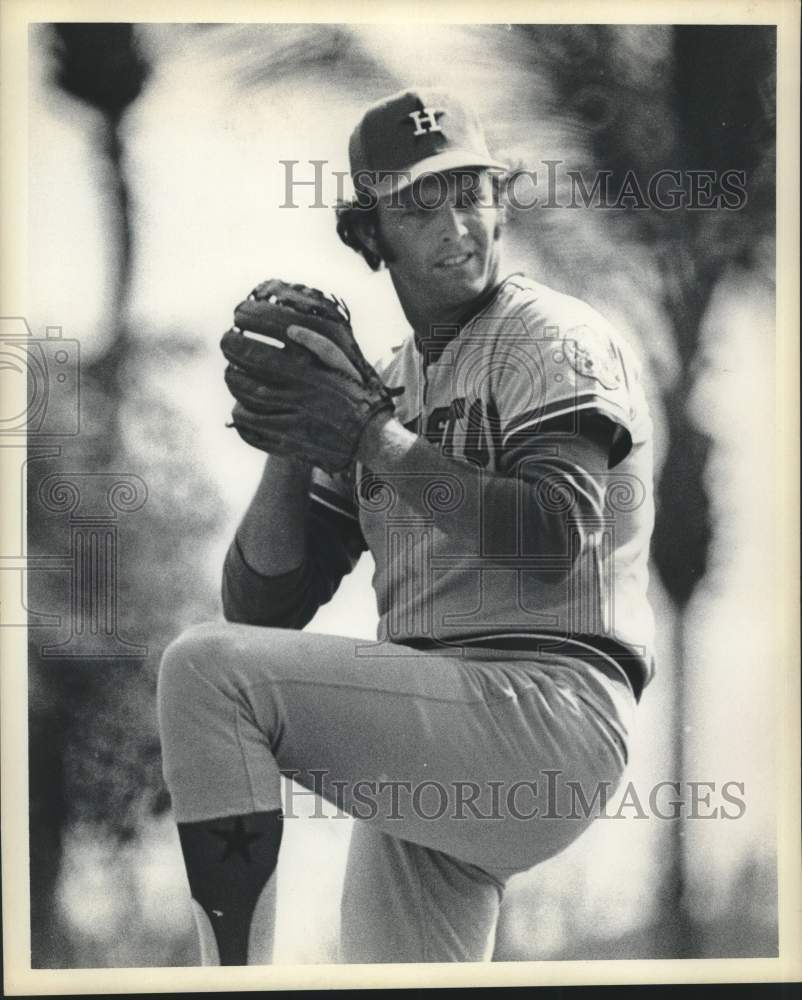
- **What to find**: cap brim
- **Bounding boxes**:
[366,150,507,198]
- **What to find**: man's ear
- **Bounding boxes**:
[494,203,507,240]
[351,213,380,259]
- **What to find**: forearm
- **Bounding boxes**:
[357,414,605,560]
[222,455,364,627]
[222,455,315,626]
[235,455,313,576]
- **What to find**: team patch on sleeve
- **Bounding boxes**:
[562,325,625,391]
[493,319,636,467]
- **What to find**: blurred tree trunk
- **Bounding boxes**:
[653,25,775,956]
[50,22,149,464]
[28,24,150,967]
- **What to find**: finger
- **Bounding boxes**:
[229,402,291,442]
[229,403,332,468]
[285,324,361,381]
[224,365,270,397]
[228,411,283,455]
[224,371,289,416]
[223,343,308,394]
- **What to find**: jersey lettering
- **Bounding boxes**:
[425,406,451,445]
[465,399,491,468]
[403,398,496,470]
[443,398,466,458]
[402,414,422,436]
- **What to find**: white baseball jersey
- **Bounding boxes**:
[310,274,655,696]
[172,272,648,968]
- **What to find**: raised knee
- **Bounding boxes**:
[160,621,223,668]
[157,622,231,707]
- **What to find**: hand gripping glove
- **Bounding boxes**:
[221,279,402,474]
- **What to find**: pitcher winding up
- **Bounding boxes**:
[157,87,655,965]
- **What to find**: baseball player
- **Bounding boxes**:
[157,88,655,966]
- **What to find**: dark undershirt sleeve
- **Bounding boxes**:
[485,412,617,571]
[221,502,367,629]
[500,411,624,474]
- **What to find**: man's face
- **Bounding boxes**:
[374,169,503,317]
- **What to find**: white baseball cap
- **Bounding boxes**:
[348,87,505,199]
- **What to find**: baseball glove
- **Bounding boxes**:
[221,279,402,474]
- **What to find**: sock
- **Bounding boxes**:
[177,809,283,966]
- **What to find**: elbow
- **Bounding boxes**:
[548,474,606,566]
[523,476,606,582]
[220,538,315,628]
[222,571,339,631]
[220,567,251,624]
[220,585,258,626]
[220,573,307,629]
[563,502,607,578]
[221,595,308,630]
[220,588,255,626]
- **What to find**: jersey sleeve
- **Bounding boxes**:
[494,318,637,470]
[306,465,369,597]
[309,465,362,526]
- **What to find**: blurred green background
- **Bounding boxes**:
[25,22,777,966]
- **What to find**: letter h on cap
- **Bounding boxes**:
[408,107,444,136]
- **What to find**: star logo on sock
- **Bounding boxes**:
[209,816,263,863]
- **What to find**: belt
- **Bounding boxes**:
[400,632,644,702]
